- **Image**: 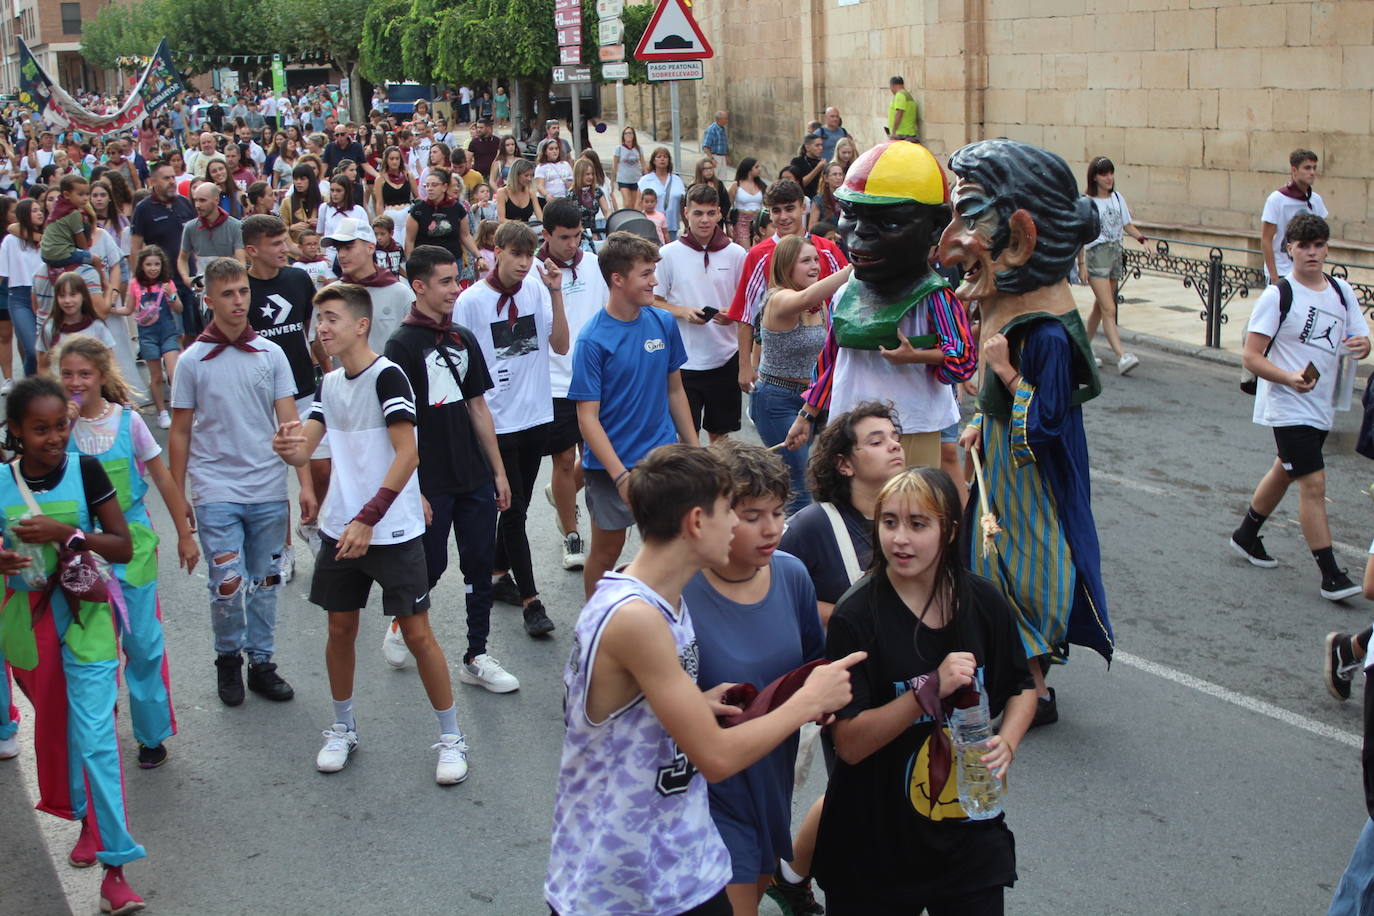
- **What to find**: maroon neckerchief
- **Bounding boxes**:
[196,322,265,360]
[344,266,398,288]
[535,244,582,282]
[384,170,406,185]
[1277,180,1315,210]
[198,207,229,231]
[718,659,827,726]
[329,204,353,219]
[375,239,402,254]
[56,315,95,339]
[680,226,731,268]
[485,272,523,329]
[47,196,77,224]
[402,304,465,349]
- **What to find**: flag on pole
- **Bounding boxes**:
[17,38,185,133]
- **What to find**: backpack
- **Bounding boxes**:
[1240,274,1350,395]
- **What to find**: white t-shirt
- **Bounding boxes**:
[1261,189,1328,278]
[1086,192,1132,249]
[1248,275,1367,431]
[36,318,117,354]
[454,273,556,433]
[548,252,609,399]
[535,161,574,199]
[0,233,44,288]
[654,238,747,371]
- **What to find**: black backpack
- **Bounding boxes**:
[1240,275,1350,395]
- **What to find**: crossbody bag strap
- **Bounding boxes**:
[820,502,862,586]
[9,459,43,517]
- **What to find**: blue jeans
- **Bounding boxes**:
[8,285,36,376]
[749,380,810,514]
[195,501,288,663]
[43,248,93,269]
[1330,817,1374,915]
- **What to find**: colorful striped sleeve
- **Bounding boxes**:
[928,288,977,384]
[801,323,838,412]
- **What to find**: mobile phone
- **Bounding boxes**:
[699,306,720,321]
[1303,361,1321,383]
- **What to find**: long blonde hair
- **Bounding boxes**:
[768,235,816,291]
[54,333,142,404]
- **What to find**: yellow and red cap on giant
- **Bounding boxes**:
[835,141,948,207]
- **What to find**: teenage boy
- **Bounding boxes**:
[168,257,299,706]
[545,443,865,916]
[272,283,470,784]
[454,221,568,637]
[384,245,517,694]
[654,184,747,444]
[321,217,415,351]
[724,180,847,391]
[1261,149,1328,285]
[243,213,325,568]
[1230,213,1370,601]
[537,198,609,572]
[569,231,698,598]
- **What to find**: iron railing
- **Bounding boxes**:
[1117,237,1374,348]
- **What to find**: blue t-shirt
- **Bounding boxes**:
[568,305,687,470]
[683,552,825,880]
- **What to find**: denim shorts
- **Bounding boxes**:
[137,310,181,360]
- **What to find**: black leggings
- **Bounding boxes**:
[493,425,548,601]
[824,885,1004,916]
[551,887,730,916]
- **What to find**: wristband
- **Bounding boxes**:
[65,529,87,552]
[614,470,630,485]
[352,487,399,527]
[797,407,815,423]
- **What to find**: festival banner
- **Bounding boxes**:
[17,38,185,135]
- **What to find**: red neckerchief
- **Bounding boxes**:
[485,273,522,329]
[680,227,731,267]
[47,196,77,224]
[198,207,229,231]
[196,322,265,360]
[375,239,402,254]
[58,315,95,337]
[345,266,398,288]
[535,244,581,282]
[1278,180,1315,209]
[330,205,353,218]
[401,304,465,349]
[384,170,406,185]
[430,194,458,209]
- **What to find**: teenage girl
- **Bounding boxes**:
[316,175,367,238]
[0,376,144,916]
[1,197,45,376]
[127,246,182,429]
[37,271,115,372]
[812,467,1037,914]
[1078,155,1148,376]
[58,335,199,769]
[613,126,643,210]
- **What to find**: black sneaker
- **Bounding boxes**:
[523,600,556,637]
[764,867,824,916]
[1229,532,1278,568]
[137,743,168,769]
[246,661,295,702]
[1321,569,1362,602]
[492,573,522,606]
[1326,632,1361,701]
[215,653,244,707]
[1030,687,1058,728]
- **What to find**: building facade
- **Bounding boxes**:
[0,0,103,95]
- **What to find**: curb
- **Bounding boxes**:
[1114,327,1374,384]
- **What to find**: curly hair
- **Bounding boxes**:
[807,401,901,505]
[709,439,790,508]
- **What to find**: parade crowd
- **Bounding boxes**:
[0,78,1369,916]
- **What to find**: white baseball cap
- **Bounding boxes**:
[320,217,375,246]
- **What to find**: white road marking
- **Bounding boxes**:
[1115,649,1361,749]
[1271,518,1367,560]
[1091,469,1165,496]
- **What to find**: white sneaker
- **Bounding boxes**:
[0,378,13,396]
[0,733,18,759]
[382,621,413,669]
[1094,355,1103,368]
[296,521,322,557]
[458,653,520,693]
[1118,353,1140,376]
[157,410,172,429]
[562,531,586,571]
[433,733,469,785]
[316,723,358,773]
[279,550,296,584]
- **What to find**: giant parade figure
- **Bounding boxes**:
[941,139,1115,727]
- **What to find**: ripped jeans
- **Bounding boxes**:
[194,500,289,664]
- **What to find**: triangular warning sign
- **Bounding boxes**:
[633,0,714,61]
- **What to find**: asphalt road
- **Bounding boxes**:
[5,338,1372,915]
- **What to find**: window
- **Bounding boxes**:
[60,2,81,35]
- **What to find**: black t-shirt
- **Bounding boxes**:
[780,500,872,606]
[24,454,116,511]
[131,195,197,267]
[207,105,225,132]
[813,572,1032,904]
[384,322,494,495]
[248,266,317,399]
[789,154,823,197]
[409,199,469,258]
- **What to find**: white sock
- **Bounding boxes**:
[435,704,460,739]
[779,860,805,884]
[332,698,355,732]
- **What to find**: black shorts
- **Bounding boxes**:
[681,353,742,435]
[1273,424,1329,478]
[545,397,582,455]
[309,535,432,616]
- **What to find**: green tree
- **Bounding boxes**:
[435,0,555,83]
[274,0,370,118]
[620,0,652,84]
[360,0,413,84]
[159,0,276,68]
[81,0,167,71]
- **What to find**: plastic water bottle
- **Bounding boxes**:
[948,679,1004,820]
[1333,338,1357,412]
[7,514,50,589]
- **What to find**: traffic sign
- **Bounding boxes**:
[559,45,583,65]
[598,18,623,45]
[557,25,582,46]
[599,44,625,62]
[602,62,629,81]
[646,59,703,81]
[553,8,580,27]
[596,0,623,17]
[552,66,592,84]
[634,0,713,61]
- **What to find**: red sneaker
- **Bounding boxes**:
[100,865,146,915]
[69,817,99,868]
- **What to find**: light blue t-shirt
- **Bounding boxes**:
[568,305,687,470]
